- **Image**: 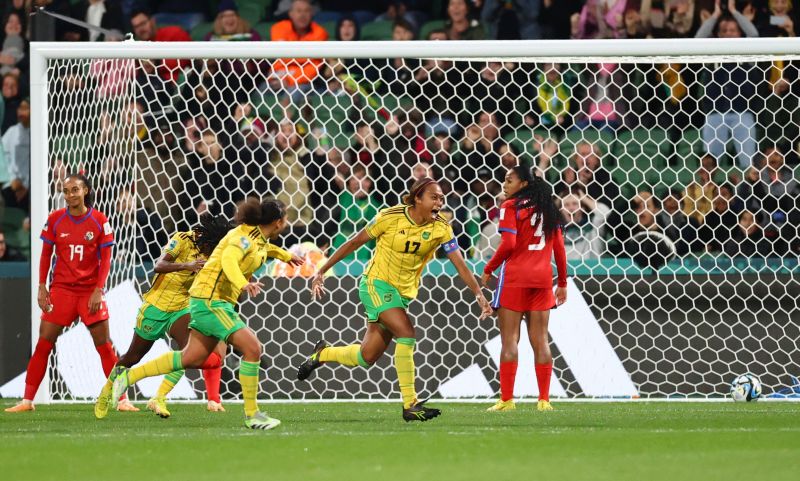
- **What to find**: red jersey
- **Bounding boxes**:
[40,208,115,292]
[484,199,567,288]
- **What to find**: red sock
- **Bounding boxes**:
[95,342,118,377]
[535,363,553,401]
[201,352,222,403]
[24,338,55,401]
[499,361,518,402]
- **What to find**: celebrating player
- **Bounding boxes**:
[109,198,303,429]
[297,177,493,422]
[5,174,136,412]
[481,167,567,412]
[94,213,233,420]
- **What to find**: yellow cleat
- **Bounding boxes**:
[207,400,226,412]
[146,397,170,418]
[94,388,111,419]
[486,399,516,412]
[117,399,140,412]
[5,400,35,413]
[537,400,554,412]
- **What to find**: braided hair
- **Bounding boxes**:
[194,213,234,257]
[507,166,563,239]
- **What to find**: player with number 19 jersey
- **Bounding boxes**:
[484,198,567,312]
[39,207,115,325]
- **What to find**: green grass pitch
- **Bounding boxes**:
[2,401,799,481]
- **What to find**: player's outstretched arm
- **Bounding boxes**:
[447,249,493,320]
[553,227,568,306]
[310,229,372,299]
[154,252,205,274]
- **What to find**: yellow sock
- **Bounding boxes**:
[240,360,260,417]
[128,351,182,385]
[319,344,365,367]
[156,370,184,399]
[394,338,417,409]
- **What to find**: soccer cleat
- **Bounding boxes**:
[402,399,441,422]
[146,397,170,418]
[94,388,112,419]
[207,400,226,412]
[110,366,131,410]
[244,411,281,430]
[4,400,35,413]
[296,339,328,381]
[486,399,516,412]
[117,399,140,412]
[537,400,554,412]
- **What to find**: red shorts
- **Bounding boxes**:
[41,286,109,327]
[491,285,555,312]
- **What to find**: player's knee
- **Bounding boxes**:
[241,341,262,362]
[500,347,518,362]
[360,350,381,366]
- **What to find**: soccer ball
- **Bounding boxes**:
[730,374,762,402]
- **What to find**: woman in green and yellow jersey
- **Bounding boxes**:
[94,213,233,420]
[298,177,493,422]
[109,199,303,430]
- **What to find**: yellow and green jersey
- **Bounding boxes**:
[143,231,202,312]
[189,224,292,305]
[364,205,459,299]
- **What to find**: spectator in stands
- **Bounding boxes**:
[2,72,20,133]
[623,5,650,39]
[541,0,581,39]
[752,146,800,249]
[640,0,702,38]
[445,0,486,39]
[269,0,328,99]
[0,229,25,261]
[332,166,380,262]
[129,9,191,83]
[496,142,521,181]
[2,98,28,188]
[576,62,626,130]
[470,61,523,128]
[524,63,575,132]
[427,29,450,41]
[572,0,628,39]
[481,0,542,39]
[659,188,699,255]
[1,177,28,214]
[724,210,770,256]
[374,2,426,32]
[178,130,235,225]
[114,188,166,262]
[1,12,26,77]
[571,141,619,209]
[532,135,560,182]
[755,0,796,37]
[560,188,611,260]
[269,119,315,227]
[683,154,719,224]
[72,0,125,41]
[347,121,382,167]
[698,183,738,252]
[206,0,261,41]
[696,0,760,169]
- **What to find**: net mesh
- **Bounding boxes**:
[43,51,800,400]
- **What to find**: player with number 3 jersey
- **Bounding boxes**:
[481,167,568,413]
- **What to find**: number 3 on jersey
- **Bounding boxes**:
[69,244,84,261]
[529,213,545,251]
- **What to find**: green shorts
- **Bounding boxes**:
[134,303,190,341]
[359,277,411,322]
[188,298,246,342]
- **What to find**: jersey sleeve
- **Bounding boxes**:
[164,233,188,259]
[439,222,459,254]
[97,212,115,248]
[40,212,56,245]
[266,244,293,262]
[365,210,389,239]
[497,200,518,235]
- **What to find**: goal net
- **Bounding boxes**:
[30,40,800,402]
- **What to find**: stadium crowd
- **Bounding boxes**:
[1,0,799,265]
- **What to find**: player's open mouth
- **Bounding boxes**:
[431,209,440,216]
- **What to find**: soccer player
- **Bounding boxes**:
[297,177,493,422]
[5,174,136,412]
[109,198,303,430]
[94,213,233,420]
[480,167,568,412]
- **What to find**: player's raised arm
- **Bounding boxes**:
[310,228,372,299]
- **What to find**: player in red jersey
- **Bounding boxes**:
[5,173,137,412]
[481,166,568,412]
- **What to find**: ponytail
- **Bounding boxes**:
[508,166,563,238]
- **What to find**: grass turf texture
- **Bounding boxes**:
[2,401,799,481]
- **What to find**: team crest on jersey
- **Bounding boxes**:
[422,232,431,240]
[383,293,393,302]
[85,231,94,241]
[239,236,251,250]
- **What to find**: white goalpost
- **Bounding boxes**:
[28,38,800,403]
